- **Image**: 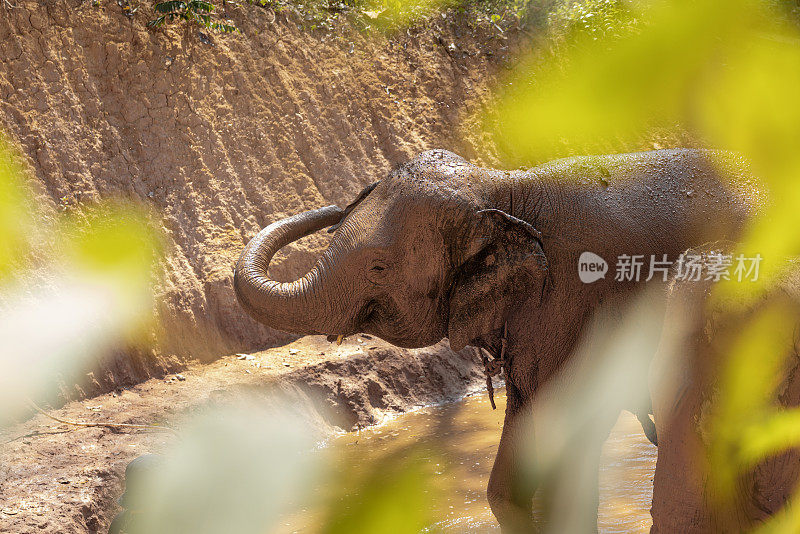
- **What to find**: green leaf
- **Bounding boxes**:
[147,14,167,27]
[210,21,239,32]
[154,0,185,13]
[190,0,214,12]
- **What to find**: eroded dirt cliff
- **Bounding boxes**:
[0,0,519,394]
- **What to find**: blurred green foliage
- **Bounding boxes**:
[61,204,163,303]
[481,0,800,530]
[0,138,162,295]
[708,303,796,496]
[0,143,31,282]
[322,446,444,534]
[0,136,163,422]
[8,0,800,530]
[148,0,239,33]
[121,403,321,534]
[547,0,640,46]
[490,0,800,291]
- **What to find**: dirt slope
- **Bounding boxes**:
[0,0,518,395]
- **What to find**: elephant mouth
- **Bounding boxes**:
[325,298,444,350]
[325,300,380,345]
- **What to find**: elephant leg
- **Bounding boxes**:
[488,384,537,533]
[487,392,619,533]
[546,431,606,533]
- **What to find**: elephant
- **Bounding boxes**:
[233,148,759,532]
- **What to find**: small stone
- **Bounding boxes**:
[236,354,254,360]
[288,348,299,355]
[174,374,186,381]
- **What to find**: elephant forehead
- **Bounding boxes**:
[381,175,480,221]
[405,149,469,167]
[342,209,445,255]
[394,166,476,188]
[376,197,459,238]
[389,152,478,189]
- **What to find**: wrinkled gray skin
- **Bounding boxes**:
[234,148,757,532]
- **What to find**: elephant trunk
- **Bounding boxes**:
[233,205,345,335]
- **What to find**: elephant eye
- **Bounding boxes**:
[370,259,389,272]
[368,261,390,283]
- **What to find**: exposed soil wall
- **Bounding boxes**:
[0,0,518,394]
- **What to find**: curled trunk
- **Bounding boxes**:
[233,205,344,335]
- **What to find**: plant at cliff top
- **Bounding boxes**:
[547,0,640,46]
[148,0,239,32]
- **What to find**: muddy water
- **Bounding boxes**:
[282,389,656,533]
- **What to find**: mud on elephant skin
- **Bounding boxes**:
[234,148,761,532]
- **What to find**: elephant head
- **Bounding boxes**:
[234,150,549,351]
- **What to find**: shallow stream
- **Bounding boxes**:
[280,389,657,533]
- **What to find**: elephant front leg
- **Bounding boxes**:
[487,379,614,534]
[488,386,537,533]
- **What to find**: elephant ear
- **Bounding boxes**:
[447,209,549,352]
